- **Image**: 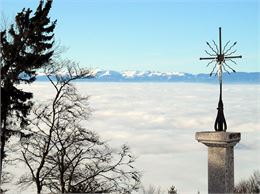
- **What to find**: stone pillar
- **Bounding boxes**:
[195,131,240,194]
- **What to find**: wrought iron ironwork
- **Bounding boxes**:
[200,27,242,131]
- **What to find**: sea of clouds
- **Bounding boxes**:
[9,82,260,193]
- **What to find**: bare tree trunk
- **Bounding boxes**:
[0,114,7,189]
[1,85,11,189]
[0,132,3,187]
[0,135,3,191]
[36,181,42,194]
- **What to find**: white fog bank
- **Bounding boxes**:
[11,82,260,193]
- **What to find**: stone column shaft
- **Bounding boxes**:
[196,131,240,194]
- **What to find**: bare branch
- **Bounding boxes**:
[19,60,140,193]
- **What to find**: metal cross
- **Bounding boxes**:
[200,27,242,131]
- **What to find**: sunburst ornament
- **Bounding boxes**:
[200,27,242,131]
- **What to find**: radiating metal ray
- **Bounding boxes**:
[223,63,230,74]
[225,50,237,56]
[207,59,215,67]
[206,42,218,55]
[224,42,237,55]
[210,63,217,76]
[226,58,237,65]
[224,61,236,72]
[205,50,216,56]
[212,40,219,53]
[222,40,230,53]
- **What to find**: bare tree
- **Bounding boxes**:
[47,139,140,193]
[18,61,141,193]
[140,185,178,194]
[168,186,177,194]
[234,170,260,193]
[18,60,92,194]
[141,185,163,194]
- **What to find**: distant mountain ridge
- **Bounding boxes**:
[36,70,260,83]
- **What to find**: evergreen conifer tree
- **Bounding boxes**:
[0,0,56,185]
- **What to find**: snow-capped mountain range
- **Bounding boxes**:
[36,70,260,83]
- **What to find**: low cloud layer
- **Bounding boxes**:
[16,82,260,193]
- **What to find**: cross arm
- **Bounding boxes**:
[225,55,242,59]
[200,57,217,60]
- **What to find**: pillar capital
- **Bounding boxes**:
[196,131,240,147]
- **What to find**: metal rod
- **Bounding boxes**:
[200,57,217,60]
[220,75,222,100]
[225,55,242,59]
[219,27,222,55]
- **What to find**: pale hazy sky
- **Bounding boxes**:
[1,0,259,73]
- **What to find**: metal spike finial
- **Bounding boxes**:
[199,27,242,131]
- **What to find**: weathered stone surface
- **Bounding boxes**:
[196,131,241,147]
[195,131,241,194]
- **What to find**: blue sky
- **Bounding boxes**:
[1,0,259,73]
